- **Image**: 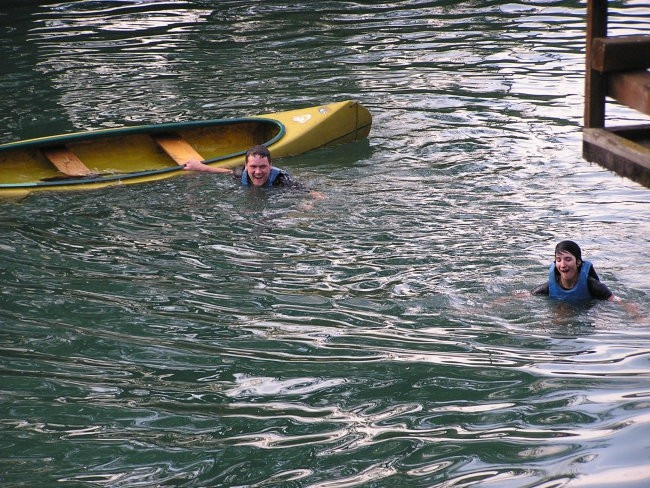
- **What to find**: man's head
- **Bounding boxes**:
[244,145,273,187]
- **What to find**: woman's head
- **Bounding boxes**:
[553,240,583,286]
[552,240,604,288]
[555,240,582,265]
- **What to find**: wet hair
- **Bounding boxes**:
[245,145,272,165]
[553,240,601,281]
[555,240,582,263]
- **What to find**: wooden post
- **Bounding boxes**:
[584,0,608,128]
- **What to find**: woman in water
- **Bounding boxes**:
[531,240,617,302]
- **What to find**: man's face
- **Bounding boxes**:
[245,154,271,187]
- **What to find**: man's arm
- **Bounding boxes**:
[183,159,233,174]
[274,171,325,200]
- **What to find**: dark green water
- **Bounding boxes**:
[1,1,649,487]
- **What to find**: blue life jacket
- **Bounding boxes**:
[241,167,282,188]
[548,260,593,302]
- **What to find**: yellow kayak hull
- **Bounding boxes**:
[0,100,371,197]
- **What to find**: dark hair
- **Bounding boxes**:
[555,240,582,262]
[245,145,272,165]
[553,240,601,281]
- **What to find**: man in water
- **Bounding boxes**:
[183,144,297,188]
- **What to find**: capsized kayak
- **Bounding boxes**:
[0,100,371,197]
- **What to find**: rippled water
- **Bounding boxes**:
[1,1,650,487]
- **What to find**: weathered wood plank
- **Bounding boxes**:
[583,127,650,187]
[608,70,650,117]
[153,133,204,165]
[42,146,95,177]
[608,124,650,146]
[591,35,650,73]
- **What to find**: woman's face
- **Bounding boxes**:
[555,251,580,285]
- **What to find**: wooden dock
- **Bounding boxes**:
[583,0,650,188]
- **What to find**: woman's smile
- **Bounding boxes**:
[555,251,579,288]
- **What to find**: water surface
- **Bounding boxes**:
[1,1,649,487]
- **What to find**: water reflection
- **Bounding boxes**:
[1,1,650,487]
